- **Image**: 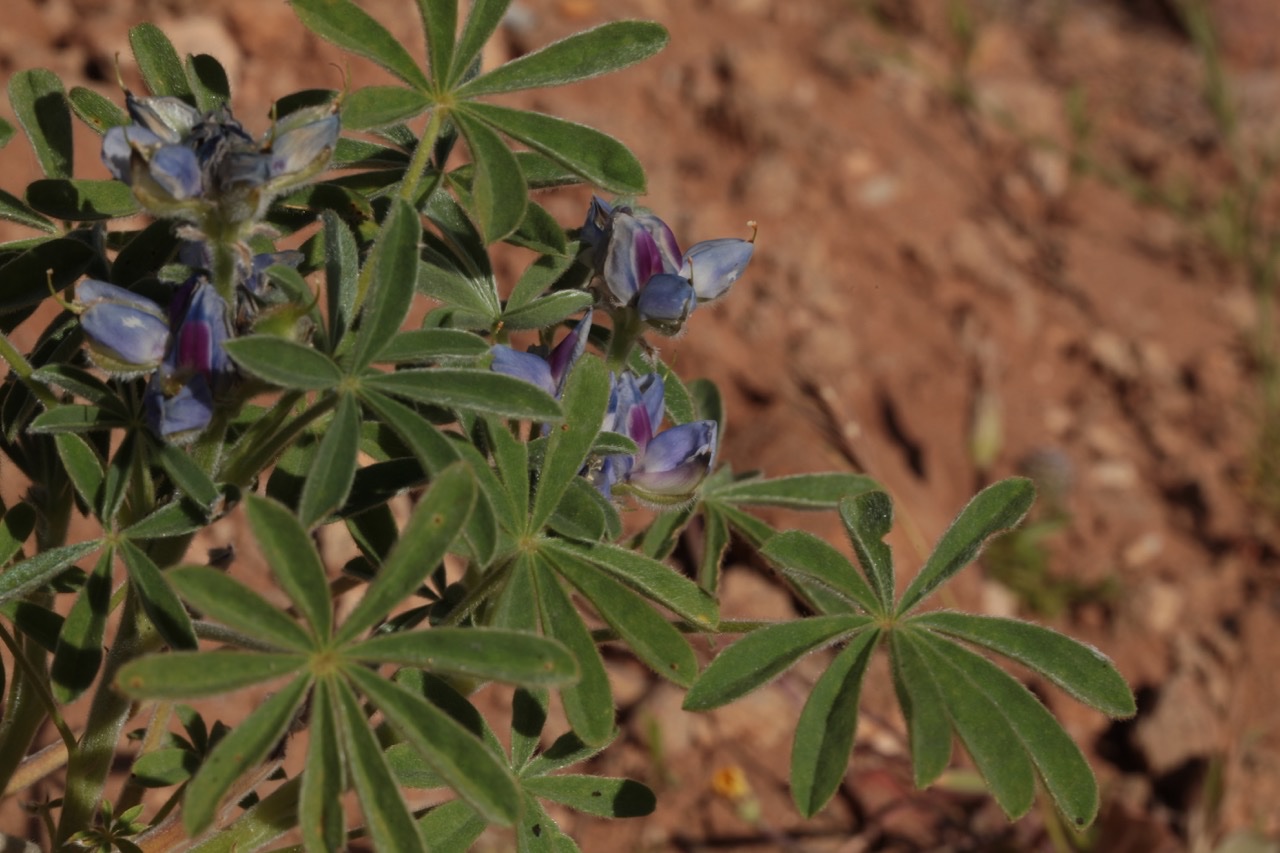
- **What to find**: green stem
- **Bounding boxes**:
[220,392,334,489]
[0,624,76,753]
[0,630,54,796]
[210,240,239,305]
[438,560,514,628]
[605,310,643,372]
[56,586,161,845]
[398,107,447,206]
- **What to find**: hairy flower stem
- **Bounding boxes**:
[56,587,160,845]
[398,107,447,206]
[606,311,644,371]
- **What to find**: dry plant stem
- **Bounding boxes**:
[1,739,69,797]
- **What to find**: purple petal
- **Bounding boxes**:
[629,420,717,496]
[680,237,754,302]
[168,281,233,389]
[491,345,557,397]
[633,213,683,273]
[636,273,695,333]
[636,372,665,437]
[546,311,592,395]
[603,213,666,305]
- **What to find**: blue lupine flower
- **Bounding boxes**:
[591,371,717,504]
[584,196,754,335]
[75,280,170,375]
[145,276,235,440]
[490,311,592,399]
[102,93,339,229]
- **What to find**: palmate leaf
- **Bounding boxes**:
[0,502,38,568]
[544,538,717,630]
[909,611,1136,718]
[181,674,312,837]
[50,546,114,703]
[0,188,55,232]
[708,471,879,509]
[299,678,344,853]
[415,0,456,85]
[533,557,613,747]
[918,629,1100,827]
[453,110,527,244]
[330,677,428,852]
[297,392,360,528]
[530,357,608,531]
[351,197,421,369]
[186,54,230,113]
[683,616,871,712]
[244,493,332,641]
[347,628,578,687]
[223,337,343,390]
[168,565,313,653]
[67,86,128,134]
[790,629,880,817]
[547,546,697,687]
[458,102,645,195]
[897,477,1035,615]
[416,800,486,853]
[0,237,95,316]
[291,0,432,91]
[456,21,669,98]
[345,664,521,826]
[889,629,952,787]
[335,462,475,644]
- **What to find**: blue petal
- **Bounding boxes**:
[148,145,203,199]
[580,196,614,250]
[76,279,166,318]
[491,345,557,398]
[680,238,754,302]
[636,274,695,333]
[629,420,717,496]
[101,127,133,183]
[268,113,340,180]
[146,374,214,440]
[80,302,169,370]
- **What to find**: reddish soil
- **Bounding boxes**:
[3,0,1280,850]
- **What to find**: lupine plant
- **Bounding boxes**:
[0,2,1135,849]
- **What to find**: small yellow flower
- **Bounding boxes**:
[711,765,751,801]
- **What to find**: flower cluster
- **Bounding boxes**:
[103,92,339,236]
[492,195,745,505]
[76,249,302,441]
[582,196,755,336]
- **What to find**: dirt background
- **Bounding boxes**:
[3,0,1280,850]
